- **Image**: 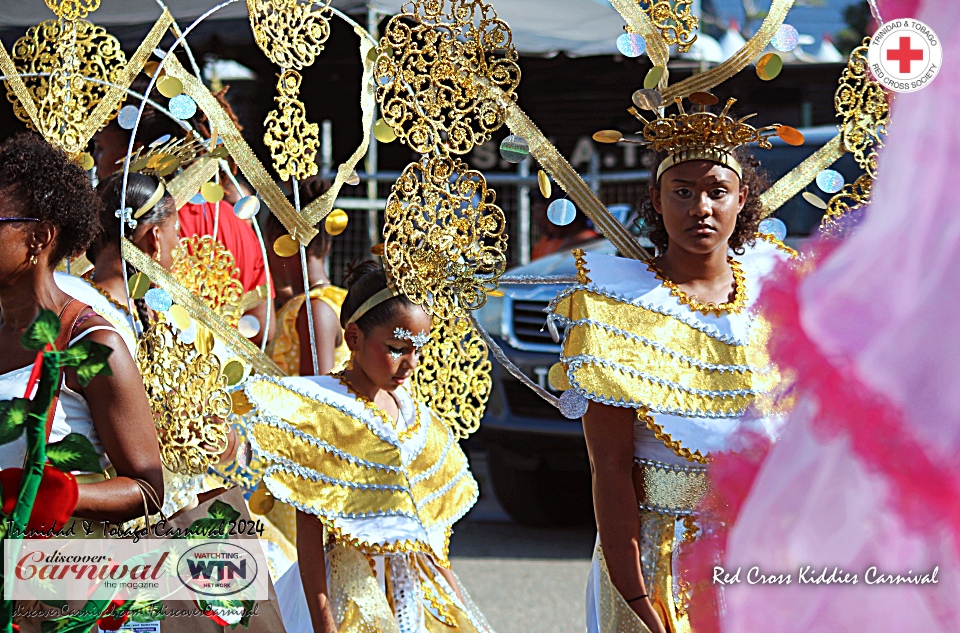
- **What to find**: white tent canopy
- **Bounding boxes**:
[0,0,632,57]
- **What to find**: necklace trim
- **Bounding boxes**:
[85,273,141,323]
[647,256,747,317]
[335,373,422,443]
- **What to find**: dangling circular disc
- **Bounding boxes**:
[370,243,385,256]
[325,209,349,236]
[547,199,577,226]
[200,182,225,203]
[373,119,397,143]
[756,53,783,81]
[248,485,275,515]
[168,304,192,331]
[558,389,589,419]
[616,33,646,58]
[273,234,300,258]
[234,196,261,220]
[758,217,788,241]
[771,24,799,52]
[499,135,530,163]
[194,326,214,355]
[776,125,805,146]
[238,314,261,338]
[221,359,245,386]
[79,153,95,171]
[631,89,662,111]
[802,191,828,209]
[592,130,623,144]
[143,61,162,78]
[643,66,665,89]
[538,170,552,198]
[127,272,150,299]
[548,362,571,391]
[117,105,139,130]
[344,168,360,186]
[156,75,183,98]
[169,94,197,120]
[688,91,719,106]
[816,169,845,194]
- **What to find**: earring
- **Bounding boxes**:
[29,254,38,266]
[154,247,162,263]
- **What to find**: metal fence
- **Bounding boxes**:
[321,167,652,286]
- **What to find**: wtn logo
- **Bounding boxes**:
[186,559,247,580]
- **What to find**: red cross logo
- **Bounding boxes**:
[886,36,924,74]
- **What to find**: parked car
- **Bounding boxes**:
[474,126,863,526]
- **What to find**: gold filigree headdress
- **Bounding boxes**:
[598,95,804,181]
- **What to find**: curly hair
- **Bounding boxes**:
[638,147,769,256]
[0,133,102,264]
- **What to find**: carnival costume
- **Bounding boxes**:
[269,285,350,375]
[246,374,493,633]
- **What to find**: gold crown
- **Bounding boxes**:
[125,131,228,179]
[594,92,804,181]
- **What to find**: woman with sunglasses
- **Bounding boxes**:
[0,134,163,524]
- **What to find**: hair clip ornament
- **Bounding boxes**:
[116,206,137,231]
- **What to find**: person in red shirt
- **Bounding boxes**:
[91,82,275,344]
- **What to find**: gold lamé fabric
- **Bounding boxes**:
[247,377,478,564]
[326,543,491,633]
[268,285,349,375]
[594,511,692,633]
[549,245,788,461]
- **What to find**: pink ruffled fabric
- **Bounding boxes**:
[677,0,960,629]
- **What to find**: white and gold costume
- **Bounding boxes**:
[247,374,492,633]
[548,238,791,633]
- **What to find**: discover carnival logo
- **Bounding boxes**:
[867,19,941,93]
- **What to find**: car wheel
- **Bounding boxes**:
[486,441,594,527]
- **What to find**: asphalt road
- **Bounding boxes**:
[450,451,596,633]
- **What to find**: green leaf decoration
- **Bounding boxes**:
[129,600,165,623]
[0,397,32,445]
[208,498,242,523]
[21,309,61,351]
[46,433,102,473]
[70,340,114,387]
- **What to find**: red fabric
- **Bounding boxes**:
[0,465,79,535]
[178,201,272,296]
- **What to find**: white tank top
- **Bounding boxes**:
[0,327,115,473]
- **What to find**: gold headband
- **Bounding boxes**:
[133,180,166,220]
[656,147,742,181]
[346,286,399,324]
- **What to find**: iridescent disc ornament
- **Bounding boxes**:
[238,314,261,338]
[200,182,224,203]
[144,288,173,312]
[547,199,577,226]
[149,134,171,147]
[592,130,623,144]
[117,105,139,130]
[538,170,552,198]
[771,24,799,52]
[632,89,662,111]
[644,66,665,89]
[156,75,183,98]
[776,126,805,146]
[127,272,150,299]
[802,191,828,209]
[558,389,589,419]
[759,217,788,241]
[234,196,261,220]
[168,94,197,120]
[169,304,192,331]
[616,33,646,58]
[325,209,349,235]
[546,315,560,343]
[816,169,845,194]
[548,362,571,391]
[757,53,783,81]
[373,118,396,143]
[273,234,299,258]
[499,135,529,163]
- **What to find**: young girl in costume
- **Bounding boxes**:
[265,176,348,377]
[248,262,492,633]
[549,99,796,633]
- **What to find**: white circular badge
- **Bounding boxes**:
[868,19,942,93]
